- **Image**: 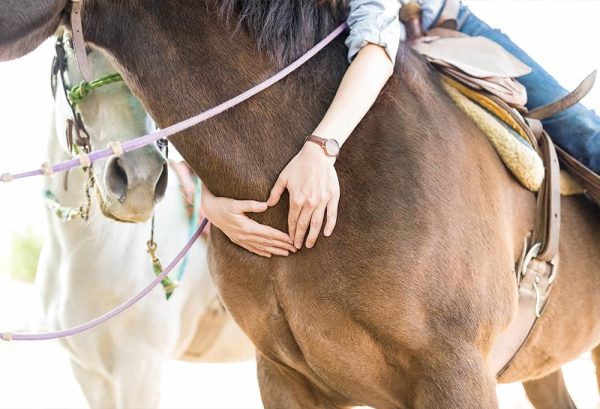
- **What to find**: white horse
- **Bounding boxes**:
[35,36,254,409]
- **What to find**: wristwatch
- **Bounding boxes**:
[304,135,340,158]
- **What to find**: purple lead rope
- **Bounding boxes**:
[0,218,207,341]
[1,24,347,183]
[0,23,346,341]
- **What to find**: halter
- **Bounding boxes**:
[0,2,346,341]
[0,5,346,183]
[70,0,92,81]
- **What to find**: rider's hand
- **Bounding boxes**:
[267,142,340,249]
[201,184,297,258]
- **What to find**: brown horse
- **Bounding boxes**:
[2,1,600,408]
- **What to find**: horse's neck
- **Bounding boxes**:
[99,10,345,202]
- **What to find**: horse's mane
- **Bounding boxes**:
[211,0,348,65]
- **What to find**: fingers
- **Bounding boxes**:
[293,204,315,249]
[288,194,303,243]
[240,242,291,258]
[267,174,288,207]
[305,203,327,249]
[234,200,268,214]
[259,226,294,246]
[241,244,272,258]
[252,226,297,253]
[324,194,339,237]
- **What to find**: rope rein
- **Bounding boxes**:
[0,23,346,341]
[0,219,207,342]
[0,23,347,184]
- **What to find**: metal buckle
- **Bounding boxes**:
[519,242,558,318]
[519,242,541,279]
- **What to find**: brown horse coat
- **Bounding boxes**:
[2,1,600,408]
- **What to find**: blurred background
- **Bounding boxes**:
[0,1,599,408]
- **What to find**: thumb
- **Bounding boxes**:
[267,174,288,207]
[237,200,269,214]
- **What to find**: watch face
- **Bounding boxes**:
[325,139,340,157]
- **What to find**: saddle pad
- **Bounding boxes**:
[441,78,544,192]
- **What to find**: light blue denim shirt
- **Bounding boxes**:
[346,0,445,66]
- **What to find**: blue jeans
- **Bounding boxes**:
[455,7,600,173]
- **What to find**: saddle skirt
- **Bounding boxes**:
[413,28,531,108]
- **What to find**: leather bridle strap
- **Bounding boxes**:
[70,0,92,81]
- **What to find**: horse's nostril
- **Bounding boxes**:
[154,163,168,203]
[105,157,128,203]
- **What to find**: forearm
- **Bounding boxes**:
[312,43,394,146]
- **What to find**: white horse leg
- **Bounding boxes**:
[113,352,164,409]
[70,359,116,409]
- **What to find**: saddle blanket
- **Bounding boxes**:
[441,75,582,195]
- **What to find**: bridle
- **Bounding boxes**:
[0,1,346,184]
[51,35,92,157]
[0,0,346,341]
[70,0,92,82]
[49,34,181,299]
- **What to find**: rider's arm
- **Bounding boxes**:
[267,0,402,249]
[202,0,402,256]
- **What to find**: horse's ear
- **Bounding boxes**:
[0,0,68,61]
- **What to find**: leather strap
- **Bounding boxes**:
[490,125,560,377]
[527,71,596,120]
[70,0,92,81]
[305,134,327,146]
[399,2,424,41]
[555,145,600,205]
[529,125,561,262]
[399,0,461,41]
[433,0,461,31]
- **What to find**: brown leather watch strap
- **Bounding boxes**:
[305,135,326,146]
[70,0,93,81]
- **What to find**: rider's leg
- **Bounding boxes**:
[455,6,600,174]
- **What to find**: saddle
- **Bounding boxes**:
[400,0,598,378]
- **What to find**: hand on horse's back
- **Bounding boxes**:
[267,142,340,250]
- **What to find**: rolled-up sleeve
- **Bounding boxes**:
[345,0,403,65]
